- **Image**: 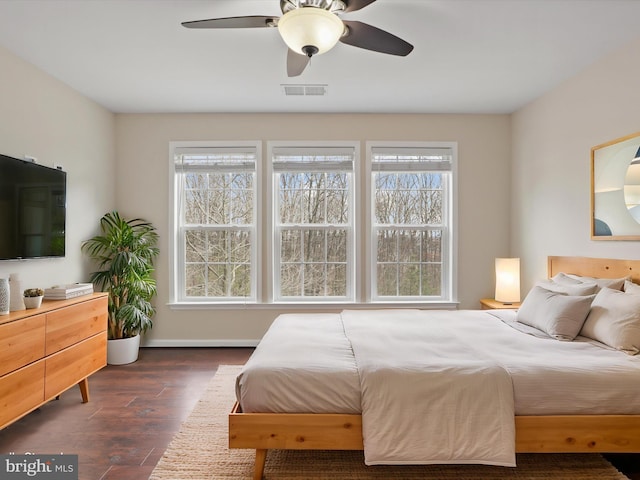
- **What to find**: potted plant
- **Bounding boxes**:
[82,211,159,365]
[23,288,44,309]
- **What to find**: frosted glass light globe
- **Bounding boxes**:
[278,7,344,57]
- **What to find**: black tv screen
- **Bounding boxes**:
[0,154,66,260]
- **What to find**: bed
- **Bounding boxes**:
[229,256,640,480]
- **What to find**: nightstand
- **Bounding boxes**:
[480,298,521,310]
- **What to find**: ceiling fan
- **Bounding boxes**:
[182,0,414,77]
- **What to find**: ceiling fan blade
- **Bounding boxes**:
[340,21,413,56]
[343,0,378,13]
[181,16,278,29]
[287,49,310,77]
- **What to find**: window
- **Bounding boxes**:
[170,140,456,306]
[170,143,259,303]
[368,144,455,302]
[269,144,357,302]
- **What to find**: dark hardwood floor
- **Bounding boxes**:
[0,347,638,479]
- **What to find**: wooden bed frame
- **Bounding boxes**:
[229,256,640,480]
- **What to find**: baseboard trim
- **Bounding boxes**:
[141,339,260,348]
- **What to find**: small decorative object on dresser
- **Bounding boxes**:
[23,288,44,309]
[44,283,93,300]
[8,273,25,311]
[0,278,9,315]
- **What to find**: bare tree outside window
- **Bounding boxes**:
[171,142,454,305]
[174,147,257,302]
[371,147,452,300]
[273,148,354,300]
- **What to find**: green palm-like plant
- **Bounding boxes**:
[82,211,159,340]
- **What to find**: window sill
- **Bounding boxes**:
[167,301,459,310]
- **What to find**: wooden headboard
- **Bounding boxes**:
[548,256,640,284]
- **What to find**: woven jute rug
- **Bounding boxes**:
[149,365,628,480]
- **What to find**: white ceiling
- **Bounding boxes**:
[0,0,639,115]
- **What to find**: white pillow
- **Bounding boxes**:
[551,272,585,286]
[556,272,628,291]
[580,287,640,355]
[536,279,597,296]
[516,286,595,341]
[624,280,640,294]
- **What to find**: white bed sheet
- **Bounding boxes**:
[236,313,361,414]
[236,309,640,416]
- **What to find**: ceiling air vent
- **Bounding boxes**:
[282,84,328,96]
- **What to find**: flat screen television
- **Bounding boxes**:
[0,153,66,260]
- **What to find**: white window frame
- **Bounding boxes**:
[169,141,261,305]
[267,141,360,303]
[366,141,457,304]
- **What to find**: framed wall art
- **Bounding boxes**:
[591,131,640,240]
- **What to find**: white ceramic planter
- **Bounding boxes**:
[24,296,43,309]
[107,334,141,365]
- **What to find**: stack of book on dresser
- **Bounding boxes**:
[44,283,94,300]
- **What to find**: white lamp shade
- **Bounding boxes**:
[277,7,344,56]
[495,258,520,303]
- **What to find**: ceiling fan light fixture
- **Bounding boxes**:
[277,7,344,57]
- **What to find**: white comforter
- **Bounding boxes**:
[341,309,515,466]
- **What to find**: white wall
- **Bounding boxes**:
[115,113,511,345]
[0,46,116,289]
[512,36,640,292]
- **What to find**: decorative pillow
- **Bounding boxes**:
[580,287,640,355]
[536,279,598,296]
[516,286,595,341]
[556,273,629,291]
[624,280,640,295]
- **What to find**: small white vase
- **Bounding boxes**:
[0,278,9,315]
[107,334,141,365]
[9,273,25,311]
[24,296,43,309]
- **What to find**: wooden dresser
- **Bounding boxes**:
[0,293,108,429]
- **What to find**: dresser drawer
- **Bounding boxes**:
[0,360,45,429]
[0,314,46,377]
[44,332,107,400]
[45,296,108,355]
